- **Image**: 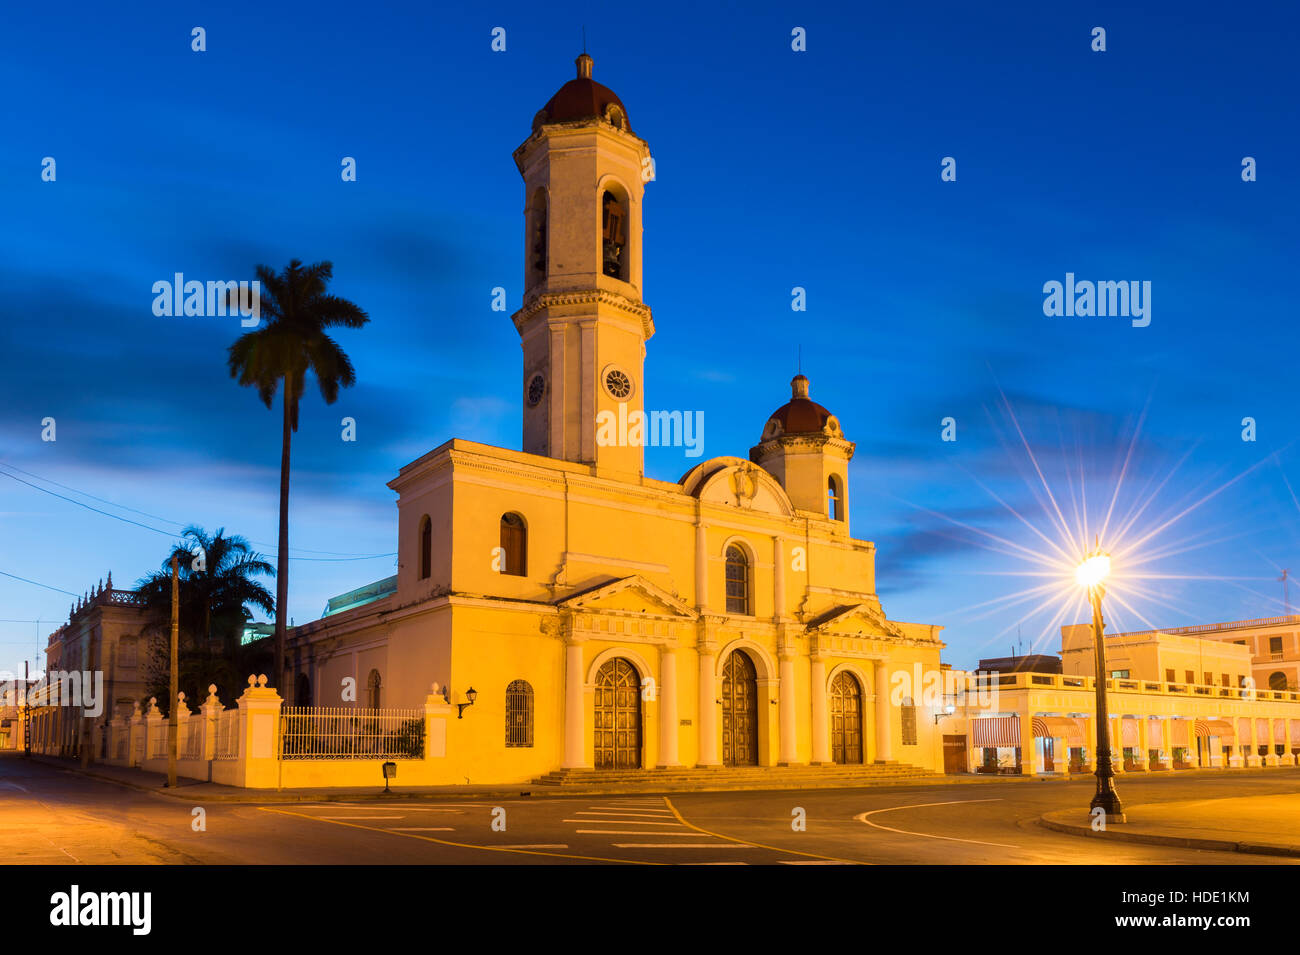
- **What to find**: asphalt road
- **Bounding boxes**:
[3,755,1298,865]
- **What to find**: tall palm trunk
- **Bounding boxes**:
[275,378,293,691]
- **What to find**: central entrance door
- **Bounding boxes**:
[830,670,863,764]
[594,658,641,769]
[721,650,759,766]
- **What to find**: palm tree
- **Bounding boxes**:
[136,527,275,706]
[227,260,369,690]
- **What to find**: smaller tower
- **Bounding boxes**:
[750,375,855,524]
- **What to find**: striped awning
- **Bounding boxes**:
[1120,718,1140,746]
[1293,722,1300,744]
[1257,718,1271,739]
[971,716,1021,748]
[1239,718,1254,740]
[1032,716,1083,745]
[1275,721,1288,743]
[1195,719,1235,741]
[1169,719,1190,747]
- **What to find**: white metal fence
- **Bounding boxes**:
[280,706,426,759]
[214,709,239,760]
[182,718,203,760]
[148,725,169,759]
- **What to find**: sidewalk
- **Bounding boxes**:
[26,755,1018,803]
[1041,793,1300,858]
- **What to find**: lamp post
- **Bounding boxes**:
[1078,550,1125,823]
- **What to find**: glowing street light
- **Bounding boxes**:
[1075,552,1111,589]
[1079,547,1125,824]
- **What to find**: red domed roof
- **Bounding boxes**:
[533,54,630,131]
[763,375,835,436]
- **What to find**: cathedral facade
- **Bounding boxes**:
[286,54,948,782]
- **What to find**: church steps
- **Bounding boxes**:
[528,764,940,791]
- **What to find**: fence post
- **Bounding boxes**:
[175,692,192,761]
[128,700,144,766]
[200,684,222,761]
[145,697,164,762]
[236,674,283,788]
[424,682,454,759]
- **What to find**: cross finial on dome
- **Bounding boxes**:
[791,374,810,399]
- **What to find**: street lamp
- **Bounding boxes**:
[1078,548,1125,823]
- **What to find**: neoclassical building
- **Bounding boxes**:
[285,54,947,782]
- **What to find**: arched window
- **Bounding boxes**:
[1269,671,1288,691]
[506,680,534,747]
[366,669,382,710]
[529,189,547,284]
[601,190,628,280]
[419,515,432,580]
[900,696,918,745]
[295,673,312,707]
[499,513,527,576]
[827,475,844,521]
[725,545,750,615]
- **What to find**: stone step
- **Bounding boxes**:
[530,764,939,788]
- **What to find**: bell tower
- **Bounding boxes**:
[512,53,654,478]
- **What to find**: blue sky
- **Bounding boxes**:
[2,0,1298,675]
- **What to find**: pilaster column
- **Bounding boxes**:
[695,522,708,610]
[1245,718,1260,767]
[810,655,829,764]
[1134,717,1149,770]
[873,660,893,763]
[778,652,798,765]
[1111,716,1125,772]
[563,640,587,769]
[697,644,720,766]
[1158,718,1172,768]
[657,647,679,767]
[772,537,785,618]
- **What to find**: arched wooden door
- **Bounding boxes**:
[721,650,759,766]
[830,671,863,764]
[594,658,641,769]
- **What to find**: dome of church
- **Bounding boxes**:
[533,54,631,131]
[761,375,836,438]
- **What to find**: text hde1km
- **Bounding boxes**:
[49,886,151,936]
[1123,891,1250,906]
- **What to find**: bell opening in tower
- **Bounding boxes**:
[601,189,627,280]
[529,188,548,285]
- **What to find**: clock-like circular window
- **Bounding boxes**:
[526,373,546,407]
[603,367,632,399]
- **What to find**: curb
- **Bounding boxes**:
[1037,812,1300,859]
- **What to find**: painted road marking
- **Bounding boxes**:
[612,843,744,849]
[575,829,703,836]
[320,815,407,820]
[491,844,569,849]
[258,807,663,865]
[563,818,684,825]
[780,860,847,865]
[662,797,867,865]
[574,809,674,816]
[391,827,455,832]
[854,799,1019,849]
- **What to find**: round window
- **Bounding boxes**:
[603,368,632,399]
[526,373,545,407]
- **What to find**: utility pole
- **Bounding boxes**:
[167,553,179,788]
[22,660,30,757]
[80,624,95,769]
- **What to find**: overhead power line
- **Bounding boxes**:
[0,462,395,562]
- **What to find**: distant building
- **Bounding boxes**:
[38,573,151,758]
[1100,615,1300,692]
[947,616,1300,776]
[977,654,1061,674]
